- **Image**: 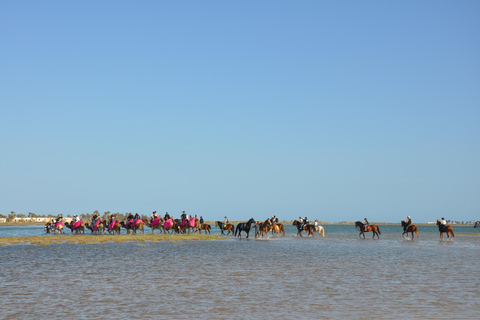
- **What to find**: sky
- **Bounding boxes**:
[1,1,479,223]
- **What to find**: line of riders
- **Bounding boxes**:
[44,212,456,240]
[45,211,211,235]
[44,212,324,238]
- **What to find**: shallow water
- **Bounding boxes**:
[1,224,479,319]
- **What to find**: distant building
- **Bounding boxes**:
[0,218,6,223]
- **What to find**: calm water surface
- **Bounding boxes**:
[1,224,479,319]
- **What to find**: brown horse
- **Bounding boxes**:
[86,221,104,234]
[215,221,235,235]
[401,220,419,240]
[199,223,211,234]
[105,220,121,235]
[65,221,85,234]
[274,223,286,236]
[292,220,316,237]
[146,218,164,234]
[437,220,454,241]
[120,220,144,235]
[259,222,271,238]
[355,221,381,239]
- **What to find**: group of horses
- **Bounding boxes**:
[355,219,456,241]
[214,219,325,239]
[46,218,470,241]
[46,217,213,235]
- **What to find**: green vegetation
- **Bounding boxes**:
[0,234,224,246]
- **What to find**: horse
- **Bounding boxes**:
[65,221,85,234]
[146,217,164,234]
[315,225,325,237]
[105,220,121,235]
[215,221,235,235]
[199,223,211,234]
[163,218,175,234]
[234,218,255,238]
[47,221,64,234]
[184,217,199,235]
[437,220,454,241]
[401,220,419,240]
[355,221,381,239]
[44,222,54,234]
[86,220,105,235]
[474,221,480,232]
[292,220,316,237]
[258,221,271,238]
[120,219,144,235]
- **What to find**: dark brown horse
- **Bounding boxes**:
[437,220,454,241]
[292,220,315,237]
[216,221,235,235]
[355,221,381,239]
[199,223,211,234]
[401,220,419,240]
[65,221,85,234]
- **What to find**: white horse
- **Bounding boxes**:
[315,225,325,237]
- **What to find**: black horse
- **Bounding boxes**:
[234,218,255,238]
[474,221,480,231]
[215,221,226,235]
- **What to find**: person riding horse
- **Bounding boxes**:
[364,218,370,230]
[440,217,447,231]
[164,212,170,220]
[301,217,309,230]
[151,211,158,224]
[403,216,412,232]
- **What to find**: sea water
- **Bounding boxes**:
[0,224,479,319]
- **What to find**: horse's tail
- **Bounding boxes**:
[377,226,381,235]
[321,227,325,237]
[450,228,455,238]
[234,225,238,237]
[281,225,285,236]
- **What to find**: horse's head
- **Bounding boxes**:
[248,218,255,224]
[355,221,363,228]
[436,220,441,225]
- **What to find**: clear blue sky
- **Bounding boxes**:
[1,1,479,223]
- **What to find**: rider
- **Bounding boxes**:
[56,214,63,223]
[164,212,170,220]
[134,213,141,222]
[224,216,229,225]
[404,216,412,231]
[303,217,309,230]
[364,218,370,231]
[108,214,116,228]
[151,211,159,223]
[181,211,187,221]
[440,217,447,231]
[199,216,204,227]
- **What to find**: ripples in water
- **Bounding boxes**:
[1,232,480,319]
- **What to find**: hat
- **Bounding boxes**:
[407,216,410,218]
